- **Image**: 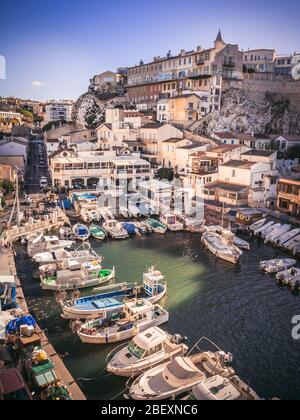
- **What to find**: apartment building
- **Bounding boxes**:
[49,148,151,190]
[274,54,293,75]
[269,134,300,151]
[243,49,276,73]
[277,178,300,217]
[44,103,73,124]
[0,111,22,121]
[127,32,243,106]
[213,132,273,150]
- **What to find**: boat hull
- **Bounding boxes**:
[202,235,241,264]
[41,270,115,291]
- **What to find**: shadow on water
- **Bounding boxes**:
[15,232,300,400]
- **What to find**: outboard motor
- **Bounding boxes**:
[171,334,188,345]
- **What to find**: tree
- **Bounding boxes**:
[285,145,300,160]
[157,167,174,182]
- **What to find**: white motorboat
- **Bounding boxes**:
[128,203,141,218]
[202,231,243,264]
[128,339,235,400]
[119,206,132,219]
[160,213,184,232]
[259,258,297,274]
[89,209,102,222]
[249,218,267,232]
[276,228,300,247]
[98,207,114,221]
[106,327,188,377]
[103,220,129,240]
[204,226,250,250]
[254,221,275,236]
[264,224,291,244]
[72,224,90,241]
[28,235,74,257]
[81,208,91,223]
[77,299,169,345]
[284,234,300,251]
[187,375,262,401]
[179,216,204,233]
[40,261,115,291]
[33,244,102,265]
[261,223,282,239]
[144,203,159,216]
[276,267,300,285]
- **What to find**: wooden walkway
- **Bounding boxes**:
[0,251,86,401]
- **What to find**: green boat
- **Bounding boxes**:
[90,224,107,240]
[146,219,167,234]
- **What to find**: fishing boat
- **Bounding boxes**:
[204,226,250,250]
[40,261,115,291]
[276,267,300,285]
[128,337,235,400]
[99,207,114,221]
[33,243,101,265]
[61,267,167,320]
[73,224,90,241]
[276,228,300,247]
[179,216,204,233]
[146,219,167,234]
[264,224,291,244]
[106,327,188,378]
[259,258,297,274]
[90,224,107,241]
[249,218,267,232]
[186,375,262,401]
[160,213,184,232]
[76,299,169,345]
[28,235,74,257]
[201,231,243,264]
[103,220,129,240]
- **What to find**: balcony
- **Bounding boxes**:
[223,61,235,68]
[196,58,205,65]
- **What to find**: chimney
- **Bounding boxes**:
[197,46,203,52]
[180,49,186,56]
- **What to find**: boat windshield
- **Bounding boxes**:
[128,341,145,359]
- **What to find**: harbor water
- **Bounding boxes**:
[15,232,300,400]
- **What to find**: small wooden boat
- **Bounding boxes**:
[77,299,169,345]
[59,226,75,241]
[146,219,167,234]
[202,231,243,264]
[160,213,184,232]
[90,224,107,241]
[122,223,140,236]
[187,375,262,400]
[128,203,141,218]
[73,224,90,241]
[106,327,188,377]
[119,207,132,219]
[103,220,129,240]
[259,258,297,274]
[61,267,167,320]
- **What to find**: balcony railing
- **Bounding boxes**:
[223,61,235,68]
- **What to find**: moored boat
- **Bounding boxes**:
[106,327,188,377]
[33,243,101,264]
[146,219,167,234]
[264,224,291,244]
[76,299,169,345]
[98,207,114,221]
[90,224,107,241]
[204,226,250,250]
[259,258,297,274]
[261,223,282,239]
[249,218,267,232]
[276,228,300,247]
[73,224,90,241]
[61,267,167,320]
[254,221,275,236]
[201,231,243,264]
[103,220,129,240]
[276,267,300,285]
[28,235,74,257]
[160,213,184,232]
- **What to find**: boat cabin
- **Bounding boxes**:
[124,299,156,322]
[143,268,165,297]
[127,327,167,359]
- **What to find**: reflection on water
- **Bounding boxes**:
[16,232,300,400]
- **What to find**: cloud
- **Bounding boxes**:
[32,80,47,88]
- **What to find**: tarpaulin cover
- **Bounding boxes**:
[123,223,136,235]
[6,315,37,335]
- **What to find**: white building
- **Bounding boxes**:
[45,103,73,124]
[269,134,300,151]
[0,111,22,121]
[0,137,28,165]
[157,99,170,123]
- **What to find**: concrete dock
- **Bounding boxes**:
[0,250,86,401]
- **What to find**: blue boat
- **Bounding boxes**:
[73,224,91,241]
[62,267,167,320]
[122,223,138,236]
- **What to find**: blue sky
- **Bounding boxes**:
[0,0,299,101]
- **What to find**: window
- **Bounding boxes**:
[232,170,236,177]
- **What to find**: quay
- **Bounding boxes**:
[0,249,86,401]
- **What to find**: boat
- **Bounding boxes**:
[203,226,250,250]
[276,267,300,285]
[201,231,243,264]
[259,258,297,274]
[119,207,132,219]
[76,299,169,345]
[133,222,151,235]
[122,223,139,236]
[80,209,91,223]
[144,203,158,216]
[22,231,44,245]
[284,234,300,251]
[103,220,129,240]
[254,221,275,236]
[276,228,300,247]
[72,224,90,241]
[160,213,184,232]
[249,218,267,232]
[106,327,188,378]
[32,243,101,264]
[179,216,204,233]
[90,224,107,241]
[40,262,115,291]
[128,337,235,400]
[61,267,167,320]
[146,219,167,234]
[89,209,102,222]
[128,203,141,218]
[59,226,75,241]
[28,235,74,257]
[264,224,291,244]
[186,375,262,401]
[261,223,282,239]
[138,203,150,217]
[98,207,114,221]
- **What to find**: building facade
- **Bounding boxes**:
[277,178,300,217]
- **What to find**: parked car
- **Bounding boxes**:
[0,368,32,400]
